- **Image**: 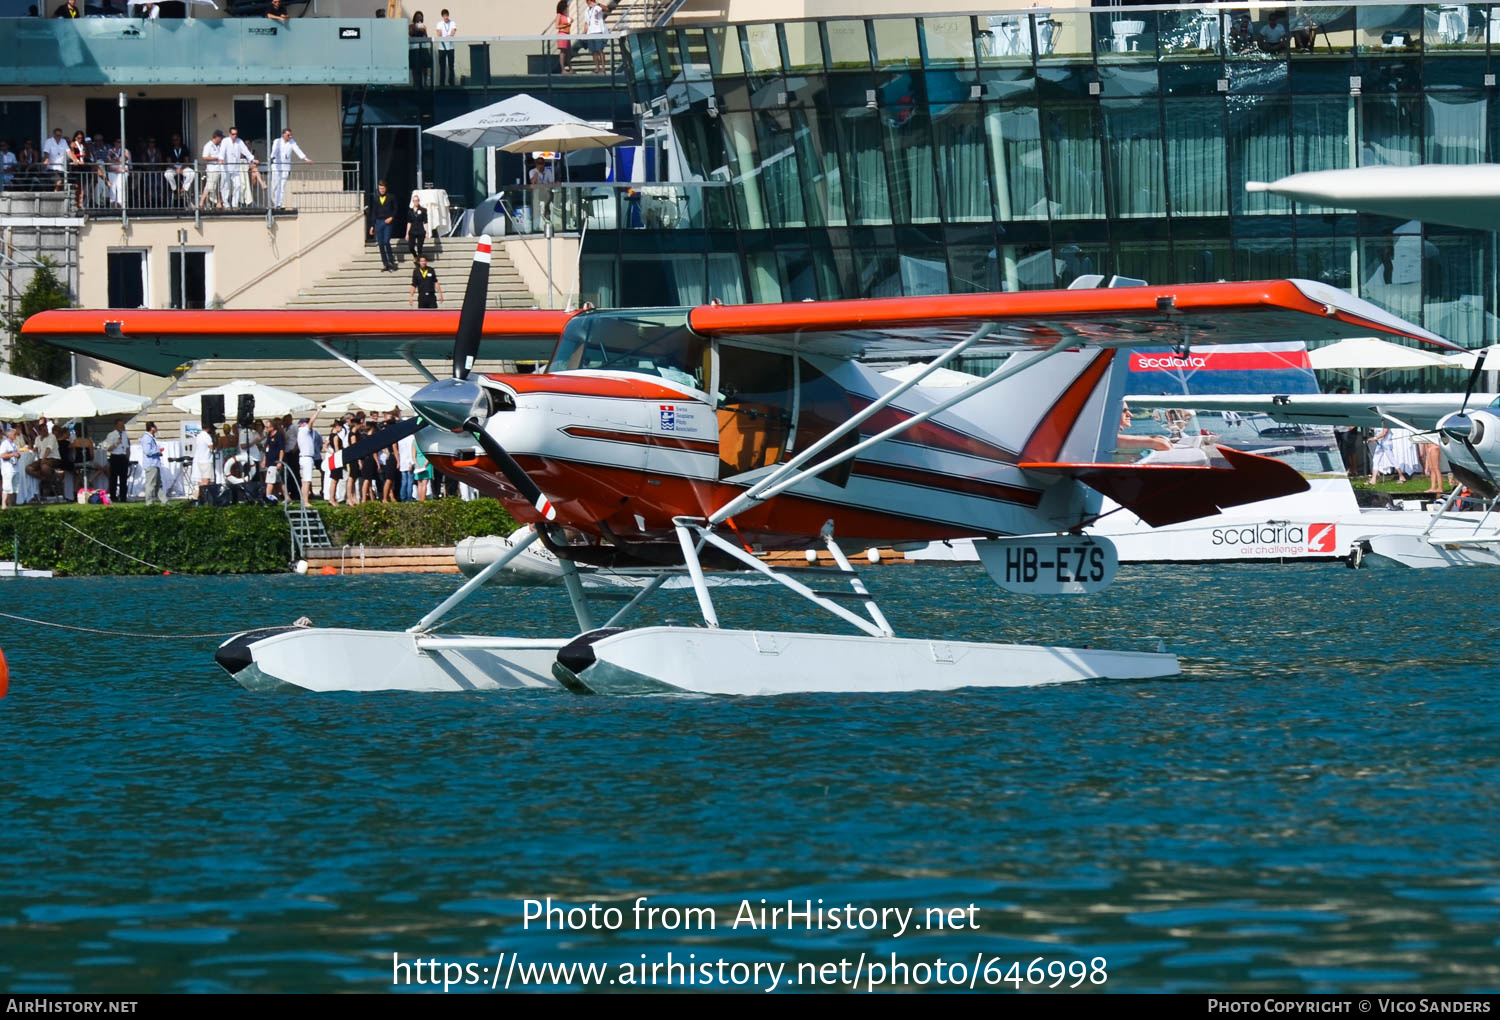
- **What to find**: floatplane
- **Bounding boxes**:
[22,240,1460,694]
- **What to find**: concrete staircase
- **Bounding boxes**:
[284,240,535,311]
[129,241,543,440]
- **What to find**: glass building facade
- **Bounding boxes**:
[584,3,1500,349]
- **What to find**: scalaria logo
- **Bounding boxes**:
[1134,355,1209,369]
[1210,522,1337,551]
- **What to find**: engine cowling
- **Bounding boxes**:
[1438,409,1500,495]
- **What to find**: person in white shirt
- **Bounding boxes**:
[102,418,131,502]
[296,409,320,507]
[192,425,216,503]
[139,421,166,504]
[200,130,224,210]
[0,142,16,192]
[268,127,311,210]
[42,128,69,192]
[435,9,458,85]
[397,433,416,501]
[219,126,256,208]
[583,0,608,73]
[0,427,18,508]
[106,137,130,208]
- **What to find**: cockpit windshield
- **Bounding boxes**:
[547,309,710,393]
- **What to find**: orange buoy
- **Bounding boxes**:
[320,565,338,575]
[0,646,9,698]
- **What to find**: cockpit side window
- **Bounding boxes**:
[548,310,709,393]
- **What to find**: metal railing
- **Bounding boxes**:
[68,161,360,220]
[458,181,733,237]
[406,32,628,88]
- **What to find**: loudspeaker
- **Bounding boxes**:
[236,393,256,428]
[201,393,225,429]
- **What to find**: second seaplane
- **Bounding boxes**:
[23,239,1460,694]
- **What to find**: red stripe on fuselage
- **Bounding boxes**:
[560,425,718,455]
[1020,351,1115,463]
[846,396,1018,463]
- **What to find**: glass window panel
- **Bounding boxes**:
[1043,104,1105,219]
[931,101,990,222]
[1361,95,1421,166]
[1229,95,1291,214]
[1423,3,1484,51]
[976,13,1041,67]
[1159,7,1224,58]
[1052,243,1110,287]
[1172,241,1232,284]
[1102,99,1165,218]
[580,255,616,310]
[754,109,808,228]
[1424,233,1486,345]
[995,243,1052,290]
[1040,11,1093,62]
[986,103,1046,221]
[782,23,824,73]
[1292,95,1354,213]
[1296,236,1357,292]
[1234,237,1295,280]
[920,17,976,69]
[808,105,848,227]
[719,111,768,230]
[1094,10,1157,62]
[884,110,939,224]
[900,248,949,295]
[854,246,902,297]
[1360,228,1424,323]
[1113,242,1173,285]
[706,25,744,76]
[706,252,746,304]
[825,20,872,70]
[1165,98,1227,217]
[1427,93,1486,164]
[835,106,892,225]
[1358,3,1421,53]
[871,19,922,69]
[746,251,782,303]
[743,23,781,76]
[946,243,1001,293]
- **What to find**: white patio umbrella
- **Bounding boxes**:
[320,382,417,415]
[1247,164,1500,233]
[1443,345,1500,372]
[1307,337,1455,372]
[172,379,315,419]
[424,94,589,150]
[499,122,630,157]
[21,385,151,420]
[0,396,37,421]
[0,372,64,399]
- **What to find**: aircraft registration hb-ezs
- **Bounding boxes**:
[23,239,1460,695]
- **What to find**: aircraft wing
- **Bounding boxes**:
[20,308,575,376]
[1124,392,1499,431]
[687,279,1461,360]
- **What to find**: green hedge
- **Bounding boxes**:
[0,499,517,576]
[321,500,515,548]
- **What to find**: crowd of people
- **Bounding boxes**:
[1,123,312,213]
[0,417,117,509]
[197,408,460,509]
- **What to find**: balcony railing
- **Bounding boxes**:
[0,17,408,86]
[404,32,628,89]
[461,181,733,237]
[60,160,359,221]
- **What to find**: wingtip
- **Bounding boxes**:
[1244,181,1270,193]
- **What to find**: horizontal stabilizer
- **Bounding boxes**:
[1020,446,1309,527]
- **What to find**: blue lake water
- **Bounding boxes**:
[2,563,1498,993]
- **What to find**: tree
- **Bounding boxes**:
[6,258,71,386]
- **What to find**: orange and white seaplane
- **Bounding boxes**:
[23,239,1460,695]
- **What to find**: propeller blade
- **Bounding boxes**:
[452,234,491,381]
[1461,359,1485,415]
[325,417,425,474]
[1460,435,1500,494]
[466,418,557,521]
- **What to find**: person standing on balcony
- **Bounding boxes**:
[370,179,399,271]
[435,9,458,86]
[0,142,15,193]
[266,0,289,23]
[165,133,196,206]
[43,128,69,193]
[139,136,161,206]
[106,137,131,208]
[199,129,224,211]
[53,0,81,16]
[552,1,573,74]
[219,126,256,208]
[269,127,311,210]
[583,0,608,74]
[408,11,431,88]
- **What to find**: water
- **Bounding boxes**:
[3,564,1498,993]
